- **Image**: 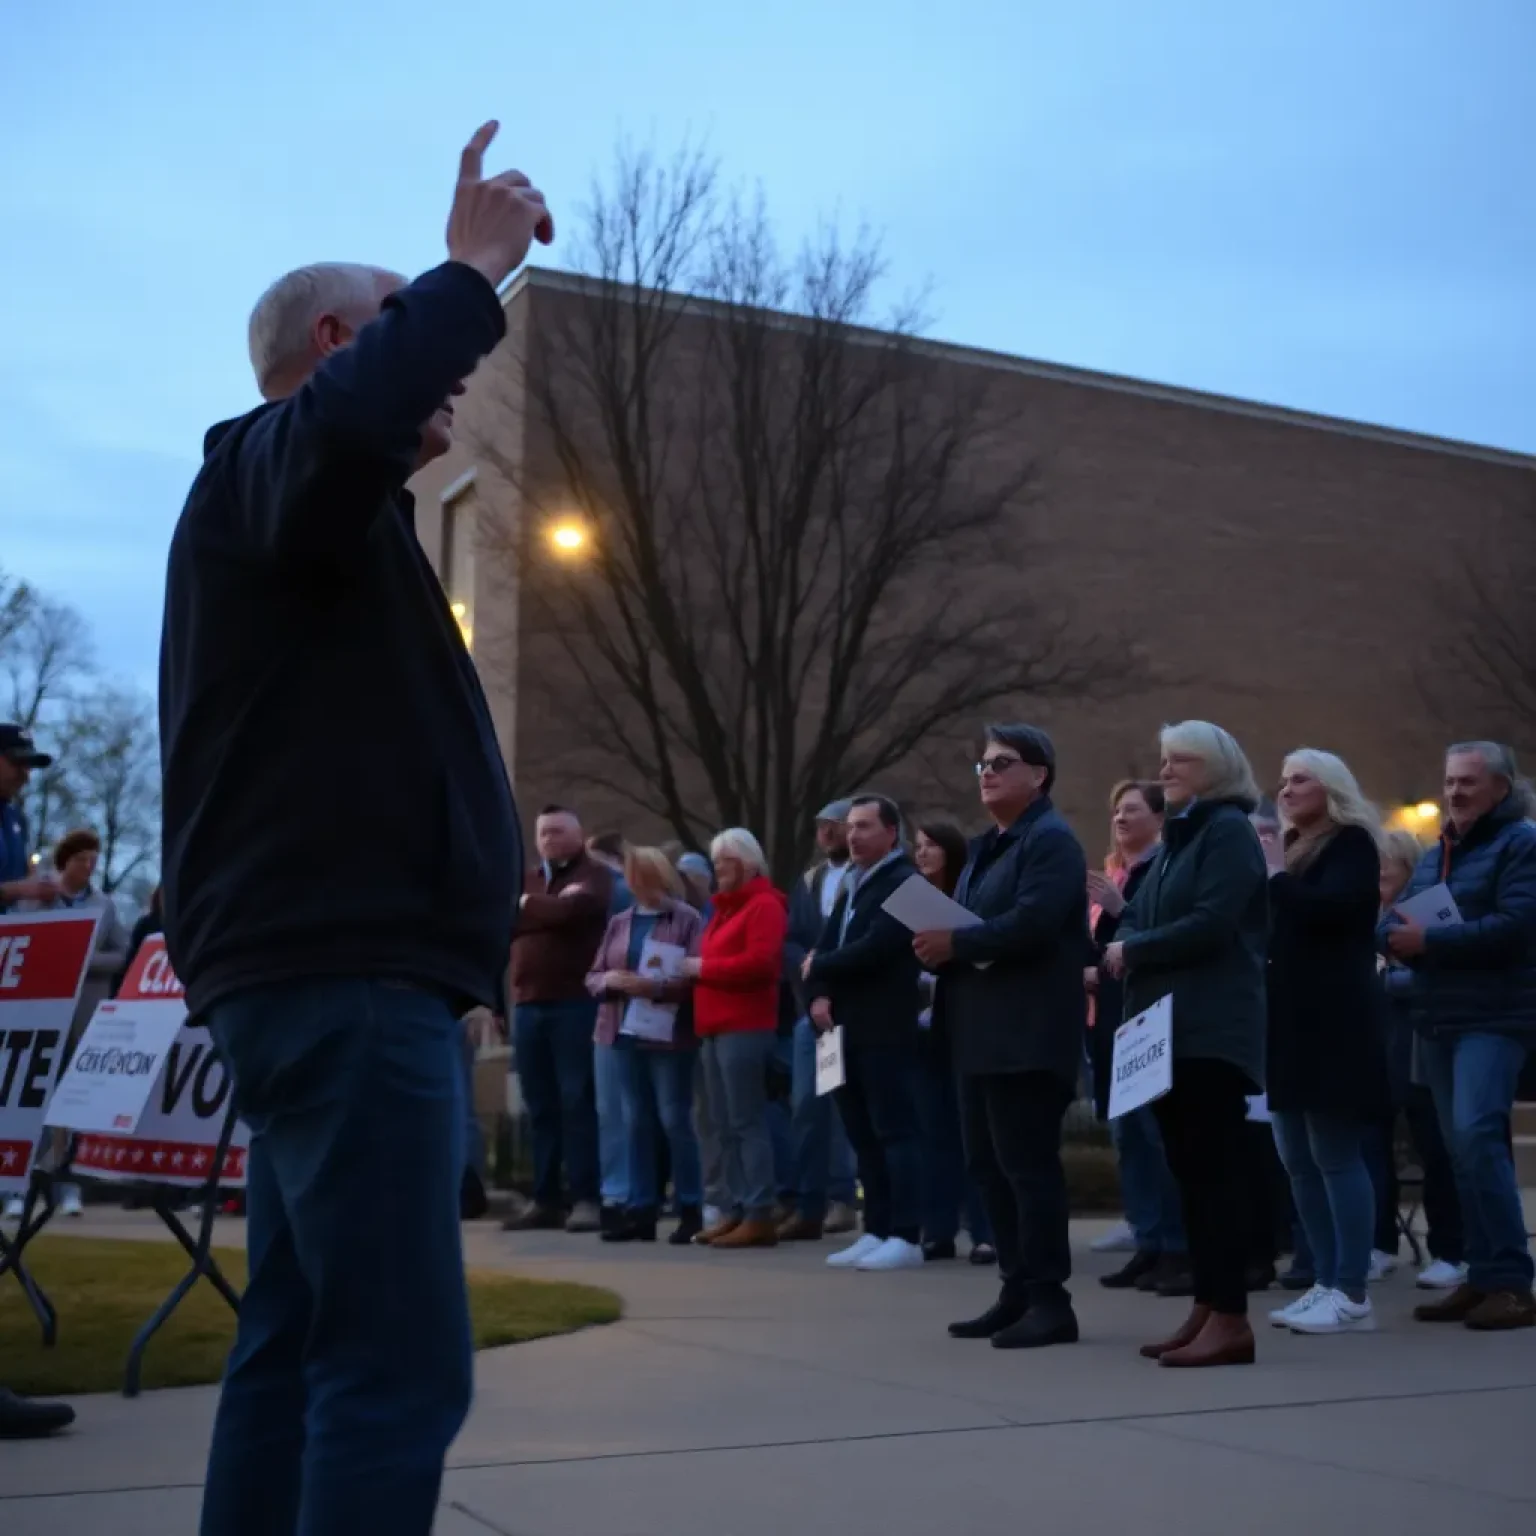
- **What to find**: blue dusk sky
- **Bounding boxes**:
[1,0,1531,696]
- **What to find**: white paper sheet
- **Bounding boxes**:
[618,938,686,1043]
[1108,995,1173,1120]
[814,1025,845,1096]
[880,874,984,933]
[1395,883,1462,930]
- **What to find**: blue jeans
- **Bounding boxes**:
[202,979,472,1536]
[619,1048,702,1210]
[698,1031,776,1217]
[1418,1032,1534,1292]
[1112,1106,1186,1255]
[1271,1110,1375,1298]
[911,1042,991,1245]
[790,1016,857,1221]
[593,1040,630,1207]
[513,999,599,1208]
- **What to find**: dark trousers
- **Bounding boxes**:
[513,999,600,1208]
[1366,1093,1465,1264]
[1153,1059,1253,1316]
[961,1070,1073,1307]
[202,979,473,1536]
[911,1036,992,1246]
[835,1035,923,1242]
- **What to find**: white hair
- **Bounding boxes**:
[709,827,767,877]
[1281,748,1382,837]
[1160,720,1260,810]
[246,263,389,398]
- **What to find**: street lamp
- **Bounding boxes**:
[546,520,590,558]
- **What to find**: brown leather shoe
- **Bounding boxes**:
[695,1215,741,1246]
[1160,1312,1255,1368]
[1414,1282,1486,1322]
[777,1215,824,1241]
[1139,1304,1210,1360]
[1465,1289,1536,1331]
[710,1217,780,1249]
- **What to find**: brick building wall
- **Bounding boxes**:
[411,270,1535,864]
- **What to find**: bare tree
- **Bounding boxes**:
[479,147,1142,880]
[1421,491,1536,759]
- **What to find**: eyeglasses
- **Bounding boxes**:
[975,754,1022,777]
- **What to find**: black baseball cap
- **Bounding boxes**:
[0,724,53,768]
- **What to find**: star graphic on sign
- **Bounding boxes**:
[130,1149,145,1165]
[152,1150,166,1166]
[192,1151,209,1170]
[114,1147,128,1164]
[1,1149,15,1168]
[171,1151,185,1168]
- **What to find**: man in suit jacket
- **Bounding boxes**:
[916,724,1089,1349]
[806,795,926,1272]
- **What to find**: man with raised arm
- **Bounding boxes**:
[159,123,549,1536]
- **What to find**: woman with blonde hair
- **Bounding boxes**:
[585,847,706,1244]
[1103,721,1269,1367]
[1262,749,1390,1337]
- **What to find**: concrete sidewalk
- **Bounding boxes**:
[3,1210,1534,1534]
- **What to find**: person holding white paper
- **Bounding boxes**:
[805,795,926,1273]
[922,724,1088,1351]
[585,847,705,1245]
[1379,741,1536,1331]
[1104,721,1268,1368]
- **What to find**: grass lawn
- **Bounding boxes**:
[1,1237,621,1397]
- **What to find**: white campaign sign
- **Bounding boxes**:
[814,1024,846,1096]
[619,937,686,1044]
[70,936,250,1188]
[44,1000,186,1135]
[1108,994,1173,1120]
[0,912,98,1193]
[1395,882,1462,930]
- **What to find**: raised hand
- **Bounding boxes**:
[446,120,554,290]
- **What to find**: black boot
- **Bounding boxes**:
[949,1296,1028,1339]
[669,1205,704,1246]
[602,1208,658,1243]
[1149,1255,1196,1297]
[992,1302,1080,1350]
[1101,1249,1158,1289]
[923,1238,958,1262]
[0,1388,74,1440]
[1245,1261,1277,1293]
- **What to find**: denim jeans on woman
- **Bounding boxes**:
[618,1046,703,1211]
[1271,1109,1375,1299]
[593,1039,631,1208]
[1112,1105,1186,1256]
[202,978,472,1536]
[698,1031,776,1218]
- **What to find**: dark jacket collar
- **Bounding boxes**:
[980,795,1053,852]
[1163,796,1249,850]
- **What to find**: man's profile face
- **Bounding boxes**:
[1444,752,1502,833]
[536,812,584,864]
[845,804,896,868]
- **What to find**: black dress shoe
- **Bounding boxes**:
[0,1388,74,1440]
[501,1204,564,1232]
[668,1205,704,1246]
[1102,1249,1158,1289]
[992,1305,1080,1350]
[602,1210,658,1243]
[1150,1256,1196,1297]
[969,1242,998,1267]
[923,1239,958,1262]
[1245,1262,1277,1293]
[948,1298,1028,1339]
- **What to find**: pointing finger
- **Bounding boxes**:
[459,120,498,182]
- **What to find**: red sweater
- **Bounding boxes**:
[693,876,788,1037]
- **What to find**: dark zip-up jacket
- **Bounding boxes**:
[159,262,523,1018]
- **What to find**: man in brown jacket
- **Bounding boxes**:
[505,806,613,1232]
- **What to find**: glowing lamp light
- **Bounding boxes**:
[1412,802,1440,822]
[547,520,590,556]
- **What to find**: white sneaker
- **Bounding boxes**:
[1269,1284,1329,1328]
[58,1185,83,1218]
[856,1236,926,1272]
[1416,1258,1469,1290]
[1367,1249,1399,1281]
[827,1233,885,1268]
[1288,1289,1377,1334]
[1090,1220,1137,1254]
[2,1195,23,1222]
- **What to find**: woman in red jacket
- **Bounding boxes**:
[681,827,789,1249]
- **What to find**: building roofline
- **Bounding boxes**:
[499,265,1534,471]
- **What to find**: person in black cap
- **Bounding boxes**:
[917,723,1089,1350]
[0,724,58,909]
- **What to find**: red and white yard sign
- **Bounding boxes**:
[71,935,250,1189]
[0,911,98,1194]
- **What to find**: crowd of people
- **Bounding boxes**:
[492,724,1536,1366]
